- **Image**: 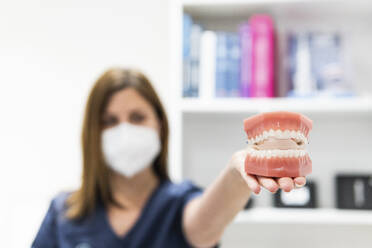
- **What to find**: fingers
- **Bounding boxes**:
[237,159,261,194]
[294,177,306,188]
[243,174,261,195]
[276,177,295,192]
[243,175,306,194]
[276,177,307,192]
[257,176,279,193]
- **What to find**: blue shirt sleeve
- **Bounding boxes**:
[179,179,203,205]
[32,192,70,248]
[181,181,203,246]
[174,180,219,248]
[32,198,58,248]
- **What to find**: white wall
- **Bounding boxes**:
[0,0,170,247]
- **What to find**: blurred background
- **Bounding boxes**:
[1,0,372,247]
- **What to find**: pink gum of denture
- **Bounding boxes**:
[244,111,313,178]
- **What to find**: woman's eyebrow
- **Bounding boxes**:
[129,107,146,113]
[102,112,116,118]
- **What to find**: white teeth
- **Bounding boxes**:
[290,130,297,139]
[284,130,291,139]
[284,150,289,157]
[277,150,283,158]
[298,132,304,140]
[267,150,272,158]
[295,131,300,140]
[269,129,275,137]
[247,149,307,158]
[298,133,309,144]
[287,150,292,157]
[275,130,282,138]
[248,129,308,145]
[272,150,278,157]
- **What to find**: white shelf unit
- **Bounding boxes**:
[169,0,372,244]
[179,97,372,113]
[235,208,372,225]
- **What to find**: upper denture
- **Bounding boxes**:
[244,111,313,140]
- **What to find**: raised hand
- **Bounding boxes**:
[228,149,306,195]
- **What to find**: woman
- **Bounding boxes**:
[32,68,306,248]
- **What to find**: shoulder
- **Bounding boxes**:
[31,191,74,247]
[52,191,72,210]
[44,190,74,223]
[49,191,73,213]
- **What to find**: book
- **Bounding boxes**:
[275,28,291,97]
[287,32,353,97]
[182,14,193,97]
[289,32,317,97]
[215,32,228,97]
[226,33,241,97]
[199,31,217,100]
[309,32,352,96]
[189,24,202,97]
[239,22,251,97]
[249,15,275,98]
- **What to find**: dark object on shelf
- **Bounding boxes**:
[243,197,254,210]
[273,181,317,208]
[336,174,372,210]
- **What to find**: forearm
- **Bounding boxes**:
[183,148,304,247]
[183,159,251,247]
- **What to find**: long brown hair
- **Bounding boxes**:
[66,68,169,220]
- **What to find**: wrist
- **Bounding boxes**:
[226,157,250,192]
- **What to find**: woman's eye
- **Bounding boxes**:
[130,112,145,123]
[102,116,117,126]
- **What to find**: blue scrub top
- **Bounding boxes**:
[32,179,218,248]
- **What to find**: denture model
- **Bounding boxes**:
[244,111,313,178]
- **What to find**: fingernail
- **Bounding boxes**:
[270,187,278,193]
[295,182,304,188]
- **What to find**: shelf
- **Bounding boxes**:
[235,208,372,225]
[182,0,372,17]
[182,0,372,9]
[179,97,372,114]
[182,0,308,6]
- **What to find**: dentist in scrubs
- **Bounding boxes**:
[32,68,306,248]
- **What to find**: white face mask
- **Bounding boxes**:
[101,122,161,177]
